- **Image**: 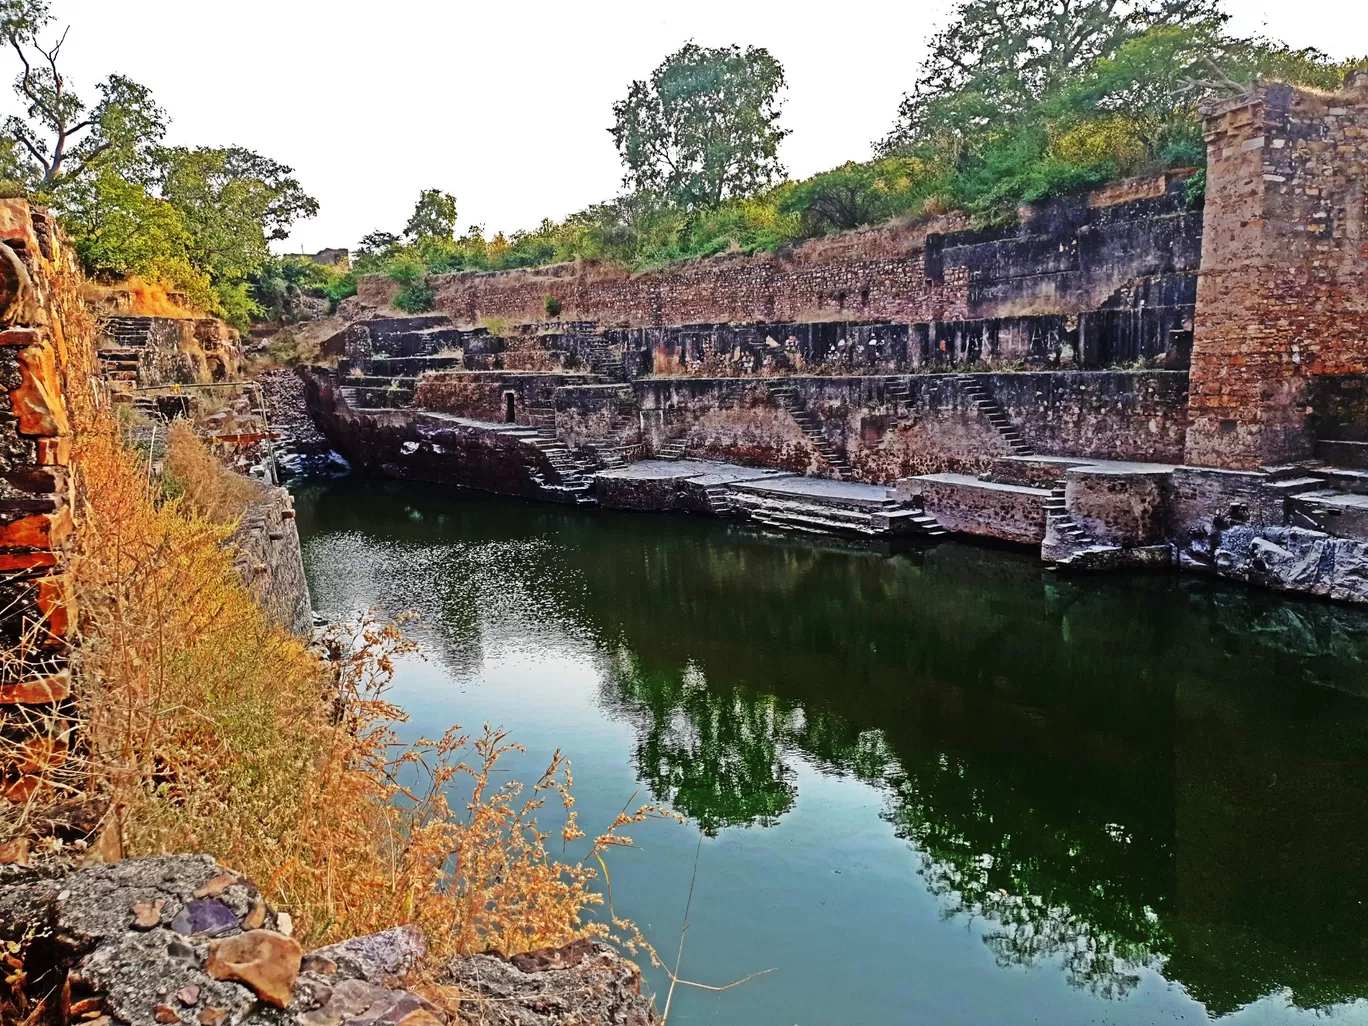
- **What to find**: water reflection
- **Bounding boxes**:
[295,479,1368,1019]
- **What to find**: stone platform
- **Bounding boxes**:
[894,473,1051,545]
[595,461,945,538]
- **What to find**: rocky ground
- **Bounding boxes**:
[0,856,659,1026]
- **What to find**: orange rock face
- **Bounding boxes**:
[204,930,303,1009]
[0,669,71,705]
[0,507,73,549]
[10,337,69,437]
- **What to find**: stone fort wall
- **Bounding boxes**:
[0,201,82,804]
[1186,73,1368,468]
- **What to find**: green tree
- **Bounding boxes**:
[156,145,319,326]
[780,157,935,234]
[1,0,166,191]
[880,0,1223,159]
[610,42,789,209]
[403,188,458,244]
[58,165,213,307]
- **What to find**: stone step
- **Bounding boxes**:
[1265,476,1328,495]
[731,497,885,529]
[1318,468,1368,496]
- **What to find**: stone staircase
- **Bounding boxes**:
[729,487,945,538]
[767,383,851,479]
[585,442,639,471]
[586,338,627,381]
[703,483,735,517]
[98,316,155,384]
[887,377,913,407]
[1043,486,1093,546]
[336,376,417,410]
[504,406,596,505]
[959,376,1033,456]
[1041,485,1129,564]
[656,438,688,460]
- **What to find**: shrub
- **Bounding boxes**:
[394,283,436,313]
[545,295,562,318]
[162,419,260,523]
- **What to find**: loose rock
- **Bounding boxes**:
[204,929,302,1009]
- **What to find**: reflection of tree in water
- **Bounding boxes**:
[606,650,1169,996]
[888,764,1165,999]
[297,480,1368,1016]
[605,647,796,835]
[792,705,1170,1000]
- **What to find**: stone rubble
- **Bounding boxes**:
[0,855,660,1026]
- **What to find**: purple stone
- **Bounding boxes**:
[169,898,240,937]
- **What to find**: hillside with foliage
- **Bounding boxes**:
[352,0,1362,312]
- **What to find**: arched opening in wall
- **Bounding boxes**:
[504,391,516,423]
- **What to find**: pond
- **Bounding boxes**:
[293,476,1368,1026]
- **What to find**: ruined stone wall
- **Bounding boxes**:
[414,371,599,423]
[231,486,312,636]
[1186,74,1368,468]
[404,174,1200,371]
[635,370,1189,483]
[553,385,641,449]
[0,200,81,804]
[304,370,586,502]
[989,371,1189,463]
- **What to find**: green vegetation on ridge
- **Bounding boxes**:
[352,0,1362,306]
[1,0,1363,327]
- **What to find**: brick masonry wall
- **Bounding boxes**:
[1187,74,1368,468]
[0,200,80,805]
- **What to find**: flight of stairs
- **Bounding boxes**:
[703,484,735,517]
[767,384,851,479]
[506,404,596,504]
[338,377,416,409]
[887,377,913,406]
[586,338,627,381]
[959,376,1033,456]
[1044,486,1093,547]
[729,490,945,538]
[98,316,155,384]
[656,438,688,461]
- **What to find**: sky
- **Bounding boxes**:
[17,0,1368,253]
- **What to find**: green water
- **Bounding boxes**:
[293,477,1368,1026]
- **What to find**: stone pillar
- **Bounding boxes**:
[1185,74,1368,469]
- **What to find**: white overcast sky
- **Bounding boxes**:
[18,0,1368,253]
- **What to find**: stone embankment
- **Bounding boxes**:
[0,855,658,1026]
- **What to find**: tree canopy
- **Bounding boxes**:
[610,42,789,210]
[0,0,318,327]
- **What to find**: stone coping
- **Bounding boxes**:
[913,472,1052,496]
[595,459,786,483]
[731,475,895,507]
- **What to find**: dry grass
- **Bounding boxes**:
[2,254,680,987]
[82,276,201,319]
[162,419,261,524]
[53,419,672,956]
